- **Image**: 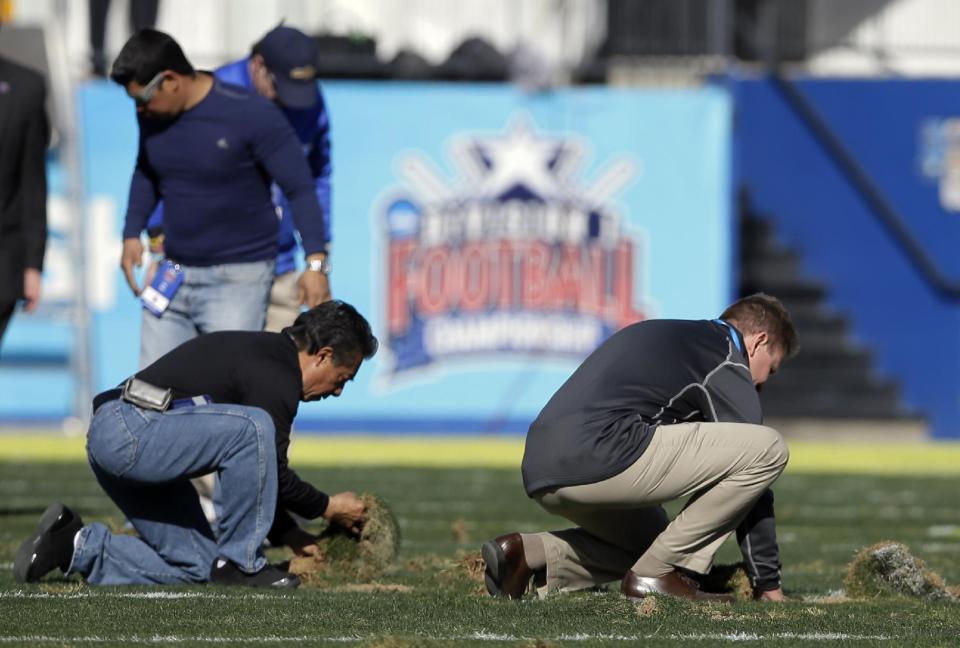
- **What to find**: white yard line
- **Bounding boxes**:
[0,637,357,644]
[0,632,894,643]
[0,591,290,600]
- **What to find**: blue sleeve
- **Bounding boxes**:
[146,203,163,233]
[122,136,161,240]
[214,59,250,89]
[307,90,332,244]
[248,102,327,256]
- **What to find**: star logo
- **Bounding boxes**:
[379,113,647,379]
[453,118,568,200]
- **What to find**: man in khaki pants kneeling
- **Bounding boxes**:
[482,293,798,603]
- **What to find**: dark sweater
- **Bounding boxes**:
[0,58,48,302]
[135,331,325,540]
[122,76,326,266]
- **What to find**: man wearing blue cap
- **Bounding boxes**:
[216,24,333,332]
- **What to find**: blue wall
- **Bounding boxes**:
[7,77,957,438]
[733,76,960,439]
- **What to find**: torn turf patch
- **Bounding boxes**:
[844,541,958,602]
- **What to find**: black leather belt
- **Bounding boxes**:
[92,387,123,414]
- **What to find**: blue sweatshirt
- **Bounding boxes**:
[124,76,326,267]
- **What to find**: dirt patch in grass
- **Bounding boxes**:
[692,562,755,602]
[403,554,449,573]
[38,581,85,594]
[635,596,659,617]
[845,541,958,602]
[434,549,488,597]
[289,493,401,586]
[451,518,469,544]
[456,550,486,583]
[332,583,414,594]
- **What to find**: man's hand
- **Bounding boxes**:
[323,491,366,537]
[22,268,41,313]
[297,270,331,308]
[120,237,145,296]
[757,587,787,602]
[281,526,322,558]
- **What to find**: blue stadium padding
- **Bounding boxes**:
[0,319,73,361]
[732,75,960,439]
[0,366,73,419]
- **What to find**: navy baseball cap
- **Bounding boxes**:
[255,25,319,109]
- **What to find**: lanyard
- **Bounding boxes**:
[712,319,743,353]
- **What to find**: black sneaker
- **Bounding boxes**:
[209,560,300,588]
[14,503,84,583]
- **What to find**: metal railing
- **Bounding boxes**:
[771,73,960,300]
[47,4,94,426]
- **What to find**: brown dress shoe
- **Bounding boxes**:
[621,570,734,603]
[481,533,534,599]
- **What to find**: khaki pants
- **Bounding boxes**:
[532,421,788,597]
[264,271,302,333]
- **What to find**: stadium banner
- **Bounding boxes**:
[2,81,733,431]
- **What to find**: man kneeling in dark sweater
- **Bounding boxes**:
[15,300,376,588]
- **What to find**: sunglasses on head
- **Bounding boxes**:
[134,71,167,106]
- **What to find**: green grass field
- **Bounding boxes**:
[1,437,959,647]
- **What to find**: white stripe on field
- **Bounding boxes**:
[0,591,290,600]
[0,632,894,643]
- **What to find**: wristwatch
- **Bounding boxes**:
[306,257,332,275]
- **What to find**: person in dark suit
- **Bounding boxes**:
[0,50,49,346]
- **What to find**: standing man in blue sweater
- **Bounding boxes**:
[146,25,333,339]
[114,30,329,367]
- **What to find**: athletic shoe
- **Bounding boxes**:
[13,503,84,583]
[209,560,301,588]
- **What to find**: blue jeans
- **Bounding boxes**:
[71,399,278,585]
[140,260,275,368]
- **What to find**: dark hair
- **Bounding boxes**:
[721,293,800,359]
[283,300,378,365]
[110,29,194,86]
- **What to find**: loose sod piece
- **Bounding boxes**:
[844,541,958,601]
[455,550,486,583]
[434,550,488,596]
[289,493,401,584]
[693,562,755,601]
